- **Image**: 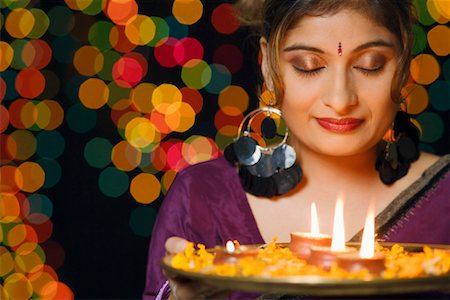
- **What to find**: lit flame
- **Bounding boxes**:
[311,202,320,236]
[226,240,235,253]
[331,194,346,251]
[360,203,375,258]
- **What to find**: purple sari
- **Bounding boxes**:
[143,155,450,299]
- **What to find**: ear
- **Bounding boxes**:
[260,37,274,91]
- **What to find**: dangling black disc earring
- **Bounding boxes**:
[375,109,420,184]
[224,106,303,197]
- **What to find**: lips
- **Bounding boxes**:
[316,118,363,133]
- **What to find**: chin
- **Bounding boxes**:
[315,142,371,158]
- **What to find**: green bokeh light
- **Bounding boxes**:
[66,103,97,133]
[412,24,427,55]
[98,167,129,198]
[148,17,170,47]
[128,206,157,237]
[36,131,65,159]
[429,80,450,111]
[204,64,231,94]
[37,158,62,189]
[88,21,114,51]
[443,58,450,81]
[47,6,75,36]
[181,60,211,89]
[84,137,113,169]
[414,0,435,26]
[27,193,53,223]
[417,112,444,143]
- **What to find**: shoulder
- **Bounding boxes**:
[168,156,241,195]
[393,152,450,201]
[418,152,450,177]
[177,156,237,178]
[409,152,449,180]
[406,152,450,197]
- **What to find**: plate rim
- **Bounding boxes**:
[161,242,450,296]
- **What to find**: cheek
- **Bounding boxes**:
[371,101,398,137]
[280,89,313,123]
[280,72,320,109]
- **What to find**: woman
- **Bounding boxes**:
[143,0,450,299]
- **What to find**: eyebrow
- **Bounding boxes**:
[283,44,324,53]
[283,40,396,54]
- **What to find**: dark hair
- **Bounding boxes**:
[235,0,417,102]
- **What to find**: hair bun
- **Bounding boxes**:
[233,0,264,28]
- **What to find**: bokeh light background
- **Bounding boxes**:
[0,0,449,298]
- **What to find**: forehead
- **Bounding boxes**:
[283,9,398,49]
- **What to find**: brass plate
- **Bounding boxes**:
[161,243,450,296]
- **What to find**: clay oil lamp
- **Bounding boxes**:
[336,204,385,276]
[290,202,332,259]
[308,195,356,270]
[213,240,259,265]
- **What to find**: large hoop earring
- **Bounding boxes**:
[375,108,420,185]
[224,106,302,197]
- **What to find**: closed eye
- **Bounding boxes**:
[354,65,384,76]
[293,66,326,77]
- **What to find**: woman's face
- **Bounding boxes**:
[262,9,400,158]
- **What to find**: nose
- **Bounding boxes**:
[322,68,358,114]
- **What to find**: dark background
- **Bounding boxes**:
[1,1,449,299]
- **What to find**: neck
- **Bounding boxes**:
[296,145,380,187]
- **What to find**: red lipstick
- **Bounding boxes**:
[316,118,363,133]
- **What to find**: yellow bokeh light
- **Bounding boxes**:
[0,284,8,300]
[219,105,244,117]
[73,46,104,76]
[64,0,92,10]
[37,100,64,130]
[410,54,440,85]
[35,100,52,129]
[79,78,109,109]
[218,124,239,137]
[0,193,20,223]
[14,251,44,274]
[125,117,160,149]
[29,268,58,298]
[130,83,156,113]
[117,111,141,133]
[0,41,14,72]
[130,173,160,204]
[172,0,203,25]
[161,170,177,195]
[10,129,37,161]
[15,242,39,255]
[218,85,249,116]
[3,273,33,299]
[165,102,195,132]
[182,135,214,165]
[111,140,142,171]
[17,161,45,193]
[125,14,155,45]
[427,25,450,56]
[434,0,450,18]
[5,8,35,38]
[427,0,450,23]
[402,84,429,115]
[0,247,14,277]
[7,224,27,248]
[39,281,74,300]
[20,101,38,129]
[152,83,182,110]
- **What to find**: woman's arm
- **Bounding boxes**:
[142,173,190,299]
